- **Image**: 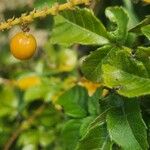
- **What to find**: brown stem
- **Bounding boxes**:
[3,104,46,150]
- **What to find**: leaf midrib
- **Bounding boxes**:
[59,14,109,43]
[121,106,143,150]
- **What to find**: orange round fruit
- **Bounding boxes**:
[10,32,37,60]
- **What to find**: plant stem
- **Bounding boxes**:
[3,104,46,150]
[0,0,90,31]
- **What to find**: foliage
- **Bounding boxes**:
[0,0,150,150]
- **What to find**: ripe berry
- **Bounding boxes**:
[10,32,37,60]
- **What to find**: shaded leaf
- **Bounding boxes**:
[81,45,112,82]
[88,88,102,115]
[89,108,112,129]
[62,119,82,150]
[79,116,96,137]
[129,15,150,33]
[136,47,150,77]
[107,97,148,150]
[141,25,150,40]
[146,117,150,146]
[57,86,88,118]
[76,123,112,150]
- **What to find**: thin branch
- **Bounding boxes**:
[0,0,90,31]
[3,104,46,150]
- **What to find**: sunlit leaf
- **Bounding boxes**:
[102,47,150,97]
[51,8,109,46]
[105,7,129,43]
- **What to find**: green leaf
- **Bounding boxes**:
[136,47,150,77]
[82,45,150,97]
[62,119,82,150]
[51,8,109,46]
[81,45,112,82]
[136,47,150,57]
[141,25,150,40]
[107,97,149,150]
[0,120,16,147]
[21,145,37,150]
[24,84,50,102]
[0,86,17,117]
[125,32,137,47]
[39,130,55,147]
[103,64,150,97]
[129,15,150,33]
[77,102,113,150]
[102,47,150,97]
[34,107,61,128]
[18,129,55,148]
[105,7,129,43]
[88,88,102,115]
[79,116,96,137]
[76,123,112,150]
[57,86,88,118]
[123,0,139,28]
[18,130,39,146]
[147,117,150,146]
[89,108,112,129]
